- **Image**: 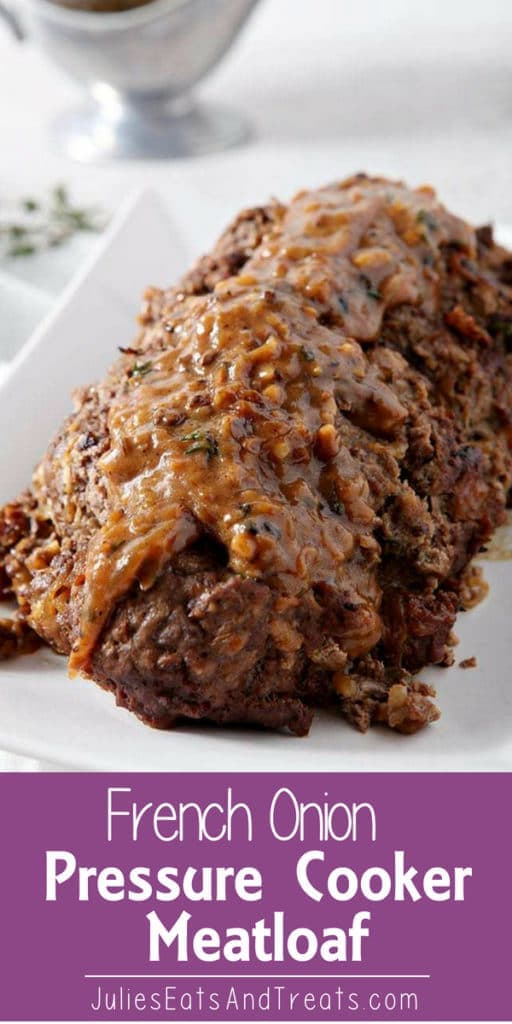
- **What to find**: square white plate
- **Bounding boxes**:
[0,196,510,771]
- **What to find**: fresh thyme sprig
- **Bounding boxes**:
[0,184,106,260]
[181,430,219,460]
[129,359,153,378]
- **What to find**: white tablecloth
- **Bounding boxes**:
[1,0,512,768]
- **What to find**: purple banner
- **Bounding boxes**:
[0,773,510,1021]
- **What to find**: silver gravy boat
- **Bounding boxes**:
[0,0,260,160]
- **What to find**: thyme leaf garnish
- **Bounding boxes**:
[182,431,218,460]
[416,209,438,232]
[361,274,382,301]
[129,360,153,378]
[181,430,203,442]
[331,497,345,516]
[0,184,106,260]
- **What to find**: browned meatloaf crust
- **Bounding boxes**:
[1,174,512,736]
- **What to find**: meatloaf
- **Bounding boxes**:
[2,174,512,736]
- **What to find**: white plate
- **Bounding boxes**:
[0,199,510,771]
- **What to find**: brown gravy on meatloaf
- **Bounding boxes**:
[68,178,475,674]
